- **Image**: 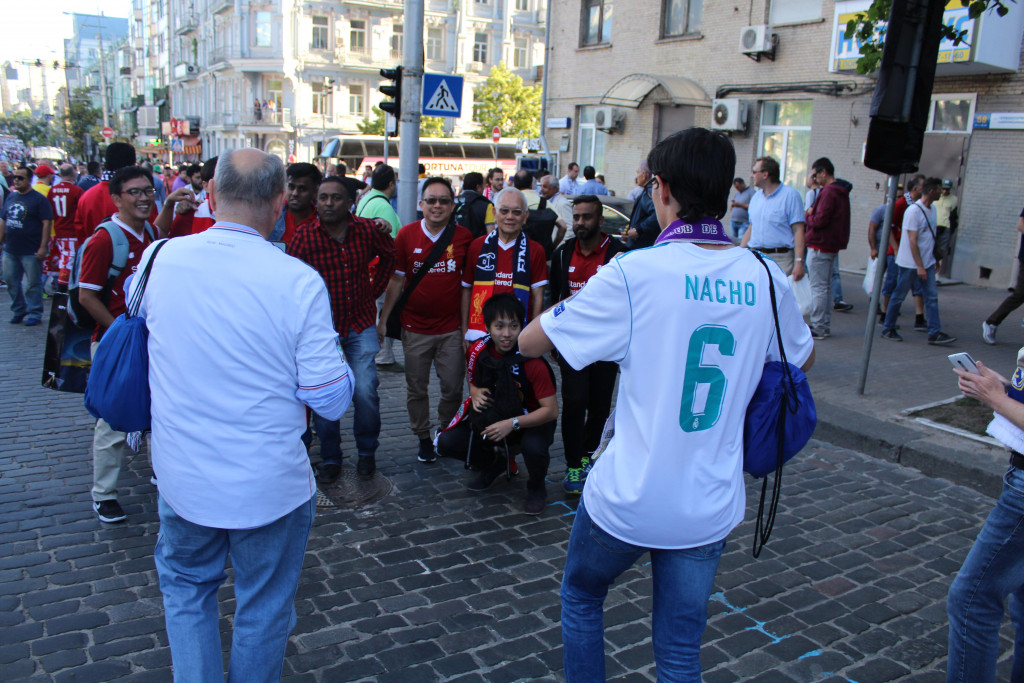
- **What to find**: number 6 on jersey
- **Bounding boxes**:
[680,325,735,432]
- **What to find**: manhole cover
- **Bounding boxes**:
[316,468,393,509]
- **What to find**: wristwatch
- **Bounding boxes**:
[511,417,521,431]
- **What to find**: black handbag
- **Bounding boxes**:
[385,221,456,339]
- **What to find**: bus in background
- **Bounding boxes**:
[319,135,517,190]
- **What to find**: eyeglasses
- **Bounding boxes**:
[496,207,524,217]
[12,174,29,181]
[122,187,156,198]
[645,178,659,198]
[421,197,453,205]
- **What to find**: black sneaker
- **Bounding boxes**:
[9,314,25,324]
[417,439,437,463]
[811,329,830,341]
[467,466,503,491]
[356,455,376,478]
[833,301,854,313]
[93,500,126,523]
[914,316,928,332]
[928,332,957,345]
[524,486,548,515]
[881,329,903,342]
[315,463,342,485]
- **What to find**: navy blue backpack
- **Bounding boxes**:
[84,240,168,433]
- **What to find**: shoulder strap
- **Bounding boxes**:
[98,222,131,278]
[914,203,936,236]
[126,239,169,318]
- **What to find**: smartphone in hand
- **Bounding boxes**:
[948,352,980,375]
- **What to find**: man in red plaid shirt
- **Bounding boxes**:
[288,176,396,482]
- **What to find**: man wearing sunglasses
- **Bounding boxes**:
[79,166,157,523]
[0,167,53,325]
[378,177,474,463]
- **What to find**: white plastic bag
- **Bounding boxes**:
[789,274,812,316]
[862,257,878,296]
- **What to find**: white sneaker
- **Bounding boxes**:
[982,322,997,345]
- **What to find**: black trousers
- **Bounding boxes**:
[436,419,555,490]
[987,259,1024,326]
[559,359,618,469]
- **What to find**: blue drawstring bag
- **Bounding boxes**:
[84,240,168,433]
[743,251,817,557]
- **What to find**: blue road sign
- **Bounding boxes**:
[422,73,463,118]
[170,138,184,152]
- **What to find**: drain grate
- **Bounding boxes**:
[316,468,393,509]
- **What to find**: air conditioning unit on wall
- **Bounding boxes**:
[594,106,624,133]
[711,99,747,132]
[739,25,774,55]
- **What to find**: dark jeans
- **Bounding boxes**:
[436,419,555,490]
[986,259,1024,326]
[559,359,617,469]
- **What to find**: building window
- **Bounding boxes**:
[350,20,366,52]
[758,100,813,192]
[312,81,330,115]
[514,38,528,67]
[662,0,702,38]
[581,0,612,46]
[267,78,283,110]
[769,0,823,25]
[312,16,329,50]
[427,28,443,61]
[928,93,975,133]
[473,32,488,63]
[255,11,272,47]
[349,83,364,115]
[391,24,403,59]
[516,0,529,9]
[577,106,608,173]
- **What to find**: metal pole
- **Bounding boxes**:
[383,129,389,165]
[856,175,900,395]
[397,0,423,225]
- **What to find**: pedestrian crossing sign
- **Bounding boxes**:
[422,73,463,118]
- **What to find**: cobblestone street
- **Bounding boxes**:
[0,298,1016,681]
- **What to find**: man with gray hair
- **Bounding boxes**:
[133,148,353,680]
[461,187,549,342]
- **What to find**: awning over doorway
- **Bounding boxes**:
[600,74,711,109]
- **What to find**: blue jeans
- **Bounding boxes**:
[881,253,923,301]
[883,264,940,336]
[561,499,726,682]
[2,250,43,320]
[729,220,748,240]
[154,495,315,683]
[831,254,843,303]
[947,466,1024,682]
[313,325,380,464]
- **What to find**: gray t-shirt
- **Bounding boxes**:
[731,186,755,222]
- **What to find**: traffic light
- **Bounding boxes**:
[379,66,402,118]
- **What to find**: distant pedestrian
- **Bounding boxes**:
[1,166,52,325]
[982,207,1024,345]
[625,161,659,250]
[803,157,852,340]
[740,156,806,280]
[136,148,353,681]
[729,176,755,240]
[559,162,581,196]
[577,166,608,196]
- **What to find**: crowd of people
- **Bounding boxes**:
[5,131,1024,681]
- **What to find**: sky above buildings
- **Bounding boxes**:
[0,1,130,67]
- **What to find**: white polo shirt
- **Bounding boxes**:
[541,242,813,549]
[134,223,351,529]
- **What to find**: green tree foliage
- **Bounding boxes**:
[0,111,53,149]
[64,88,102,158]
[845,0,1011,74]
[470,62,542,139]
[357,106,447,137]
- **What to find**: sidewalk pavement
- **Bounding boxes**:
[808,268,1024,499]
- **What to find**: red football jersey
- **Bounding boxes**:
[49,181,84,239]
[393,220,474,335]
[567,235,611,295]
[78,217,153,338]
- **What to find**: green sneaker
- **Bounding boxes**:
[563,467,585,495]
[580,456,593,479]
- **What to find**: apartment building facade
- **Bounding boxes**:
[543,0,1024,288]
[163,0,546,163]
